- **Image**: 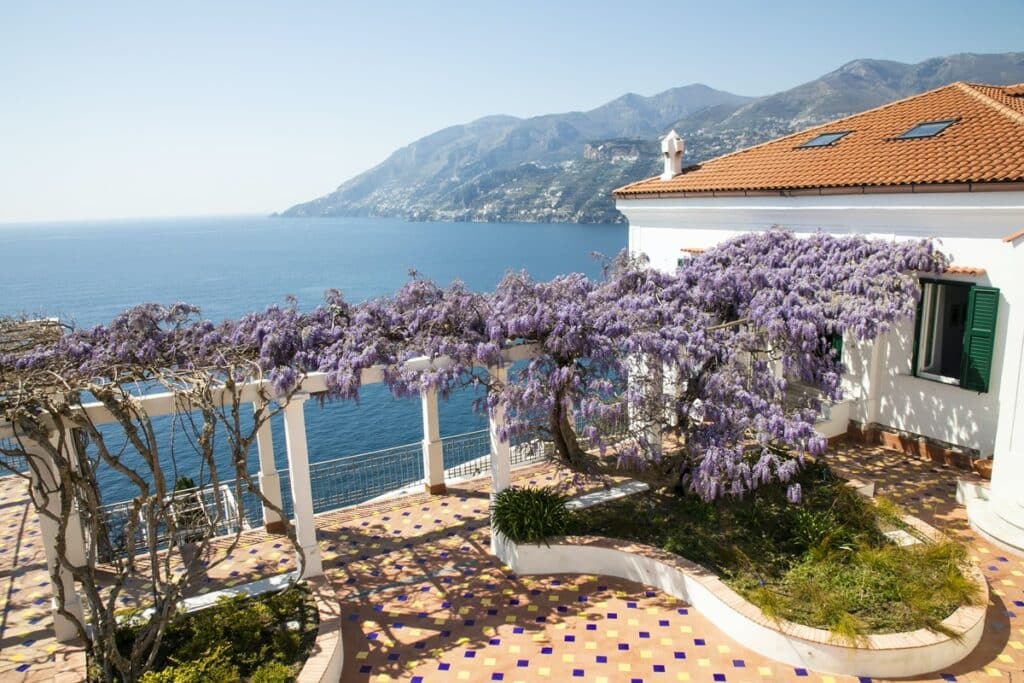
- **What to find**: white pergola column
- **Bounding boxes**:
[488,366,512,495]
[60,428,87,569]
[27,441,85,643]
[488,366,513,555]
[254,403,286,533]
[420,388,447,494]
[282,394,323,578]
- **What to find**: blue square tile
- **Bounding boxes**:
[794,668,808,677]
[573,670,585,678]
[694,638,706,646]
[492,674,505,681]
[713,675,726,682]
[674,651,686,659]
[597,655,608,663]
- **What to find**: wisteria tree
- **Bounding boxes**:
[651,230,945,501]
[0,302,320,682]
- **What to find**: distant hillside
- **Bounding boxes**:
[282,52,1024,224]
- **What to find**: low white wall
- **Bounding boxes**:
[494,533,986,678]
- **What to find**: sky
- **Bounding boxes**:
[1,0,1021,223]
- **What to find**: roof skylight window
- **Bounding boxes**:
[798,131,850,148]
[896,119,956,139]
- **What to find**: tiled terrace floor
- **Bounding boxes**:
[1,445,1023,682]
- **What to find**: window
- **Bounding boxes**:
[913,281,999,392]
[799,131,850,148]
[896,119,956,139]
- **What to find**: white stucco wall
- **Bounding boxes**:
[618,191,1024,455]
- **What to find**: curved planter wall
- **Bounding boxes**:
[297,577,345,683]
[494,524,987,679]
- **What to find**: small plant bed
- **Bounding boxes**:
[104,585,317,682]
[572,461,980,638]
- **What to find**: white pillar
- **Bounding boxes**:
[27,441,85,643]
[60,428,87,570]
[488,366,512,495]
[282,394,322,578]
[254,404,285,533]
[488,366,513,554]
[420,388,446,494]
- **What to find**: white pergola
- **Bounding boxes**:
[0,344,537,642]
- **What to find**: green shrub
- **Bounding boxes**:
[113,586,316,682]
[250,660,294,683]
[573,460,979,636]
[491,486,573,544]
[139,645,240,683]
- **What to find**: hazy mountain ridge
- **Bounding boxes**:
[282,52,1024,224]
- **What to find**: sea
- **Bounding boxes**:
[0,215,626,506]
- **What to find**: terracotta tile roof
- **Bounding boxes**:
[680,247,706,254]
[614,82,1024,197]
[945,265,986,276]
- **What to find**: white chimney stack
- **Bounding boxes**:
[661,130,684,180]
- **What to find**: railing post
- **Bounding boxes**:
[282,393,323,578]
[254,402,286,534]
[26,439,85,643]
[420,387,447,494]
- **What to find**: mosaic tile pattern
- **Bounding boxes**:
[1,446,1023,682]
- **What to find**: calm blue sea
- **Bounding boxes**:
[0,215,625,503]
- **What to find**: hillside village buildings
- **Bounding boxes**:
[614,81,1024,552]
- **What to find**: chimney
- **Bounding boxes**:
[661,130,684,180]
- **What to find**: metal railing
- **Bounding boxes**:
[300,441,424,514]
[441,430,492,479]
[440,429,549,481]
[96,480,259,561]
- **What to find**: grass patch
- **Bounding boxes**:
[573,461,979,637]
[106,585,317,682]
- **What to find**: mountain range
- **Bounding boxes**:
[281,52,1024,224]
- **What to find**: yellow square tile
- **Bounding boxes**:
[618,663,632,672]
[676,674,691,681]
[698,658,710,667]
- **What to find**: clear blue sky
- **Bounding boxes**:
[1,0,1021,223]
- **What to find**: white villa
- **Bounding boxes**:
[613,81,1024,552]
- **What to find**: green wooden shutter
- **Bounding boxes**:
[961,286,999,392]
[829,333,844,360]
